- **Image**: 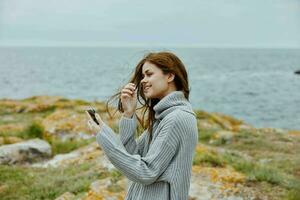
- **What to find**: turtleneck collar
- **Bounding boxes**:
[153,91,195,120]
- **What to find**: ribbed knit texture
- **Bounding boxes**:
[96,91,198,200]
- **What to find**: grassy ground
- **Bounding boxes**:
[0,163,109,200]
[196,128,300,200]
[0,96,299,200]
[0,97,98,155]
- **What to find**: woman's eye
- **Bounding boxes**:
[142,73,152,78]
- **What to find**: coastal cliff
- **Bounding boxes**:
[0,96,299,200]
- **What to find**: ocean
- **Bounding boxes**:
[1,46,299,130]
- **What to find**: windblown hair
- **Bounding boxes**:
[106,51,190,140]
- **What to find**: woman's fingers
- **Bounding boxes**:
[85,111,92,121]
[85,111,99,126]
[124,83,136,92]
[121,88,134,95]
[85,109,102,136]
[121,89,136,100]
[122,84,135,93]
[87,120,93,130]
[95,113,102,124]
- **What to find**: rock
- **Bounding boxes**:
[55,192,75,200]
[96,153,115,172]
[258,158,273,164]
[195,110,249,132]
[210,113,243,131]
[273,128,288,134]
[236,124,254,132]
[33,142,115,171]
[189,166,247,200]
[189,173,215,200]
[84,177,126,200]
[42,110,93,140]
[0,138,51,164]
[56,132,94,142]
[198,120,221,130]
[32,150,80,168]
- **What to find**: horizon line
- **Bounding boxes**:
[0,44,300,49]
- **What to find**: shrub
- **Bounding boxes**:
[23,121,44,139]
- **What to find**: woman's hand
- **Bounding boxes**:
[121,83,137,118]
[86,111,103,136]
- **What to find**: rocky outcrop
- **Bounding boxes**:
[33,142,115,171]
[39,141,260,200]
[42,109,93,140]
[189,166,247,200]
[0,138,51,164]
[196,110,254,132]
[84,178,126,200]
[1,96,298,200]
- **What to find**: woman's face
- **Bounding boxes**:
[140,61,175,99]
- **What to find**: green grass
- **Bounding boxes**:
[110,169,123,183]
[229,130,296,154]
[193,150,224,167]
[1,97,299,200]
[0,121,44,139]
[222,152,300,190]
[49,138,94,155]
[193,148,300,192]
[0,113,35,126]
[0,110,55,126]
[0,163,109,200]
[198,129,216,142]
[285,188,300,200]
[23,122,44,139]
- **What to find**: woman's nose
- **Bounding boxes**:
[141,77,147,84]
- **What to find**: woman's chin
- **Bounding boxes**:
[144,91,153,99]
[144,93,150,98]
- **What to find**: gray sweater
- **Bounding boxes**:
[96,91,198,200]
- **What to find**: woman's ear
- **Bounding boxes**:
[167,73,175,83]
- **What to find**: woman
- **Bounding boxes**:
[87,51,198,200]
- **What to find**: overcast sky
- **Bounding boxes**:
[0,0,299,47]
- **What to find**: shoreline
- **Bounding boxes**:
[0,95,299,132]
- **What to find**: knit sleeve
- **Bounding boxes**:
[96,116,180,185]
[119,113,147,155]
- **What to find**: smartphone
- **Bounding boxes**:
[86,107,100,125]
